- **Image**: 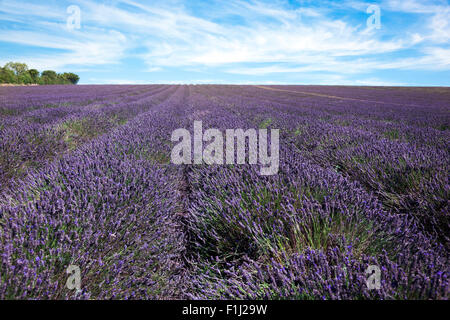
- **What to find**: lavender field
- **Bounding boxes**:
[0,84,448,299]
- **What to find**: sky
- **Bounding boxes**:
[0,0,449,86]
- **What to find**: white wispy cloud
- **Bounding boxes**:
[382,0,450,43]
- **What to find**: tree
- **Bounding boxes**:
[4,62,29,77]
[62,72,80,84]
[18,73,33,84]
[41,70,57,79]
[0,67,16,83]
[28,69,40,83]
[41,70,58,84]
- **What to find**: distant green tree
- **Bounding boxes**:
[41,70,58,84]
[57,73,70,84]
[0,67,16,83]
[18,72,33,84]
[62,72,80,84]
[28,69,40,83]
[41,70,57,79]
[4,62,29,77]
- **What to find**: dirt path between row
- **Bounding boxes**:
[253,85,423,107]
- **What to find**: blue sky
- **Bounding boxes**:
[0,0,449,85]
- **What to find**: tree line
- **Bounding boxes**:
[0,62,80,85]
